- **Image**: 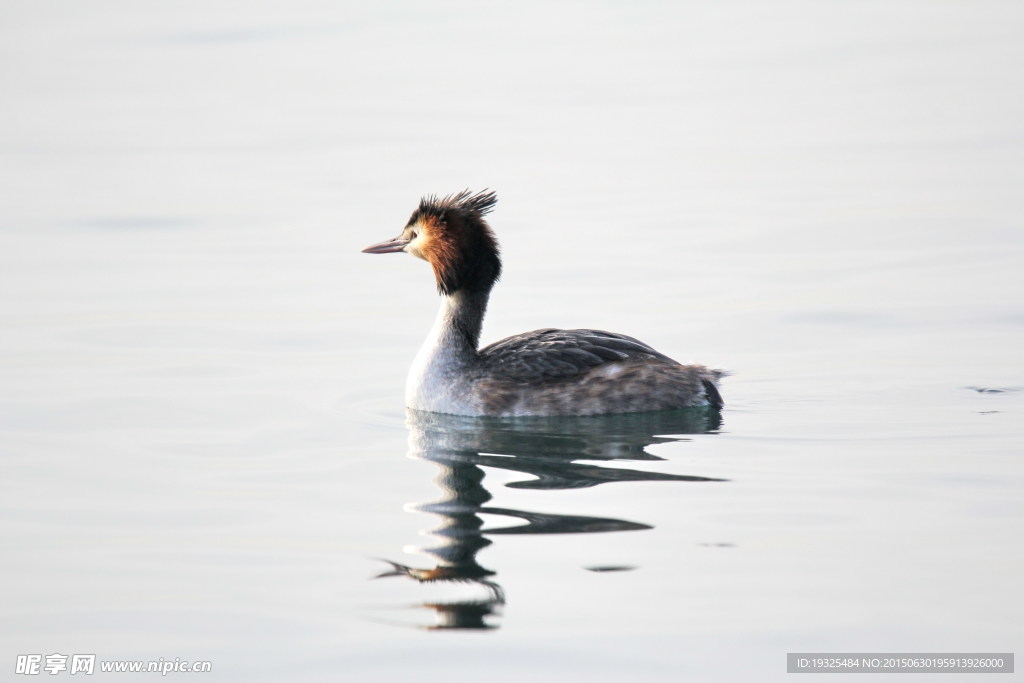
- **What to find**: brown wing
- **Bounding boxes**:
[478,328,677,382]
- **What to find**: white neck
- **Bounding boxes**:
[405,289,490,414]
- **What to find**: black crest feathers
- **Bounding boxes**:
[408,189,498,225]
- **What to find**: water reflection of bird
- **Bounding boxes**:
[362,190,724,417]
[372,409,725,630]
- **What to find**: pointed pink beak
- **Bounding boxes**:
[361,236,409,254]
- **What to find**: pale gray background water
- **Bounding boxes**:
[1,1,1022,681]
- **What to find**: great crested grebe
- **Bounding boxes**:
[362,190,724,417]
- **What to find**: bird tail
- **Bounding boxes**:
[701,376,724,409]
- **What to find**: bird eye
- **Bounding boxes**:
[410,231,418,239]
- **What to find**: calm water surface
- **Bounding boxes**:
[1,2,1022,681]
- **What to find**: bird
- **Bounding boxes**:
[362,190,723,417]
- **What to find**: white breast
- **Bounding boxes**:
[405,300,481,416]
[405,344,477,415]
